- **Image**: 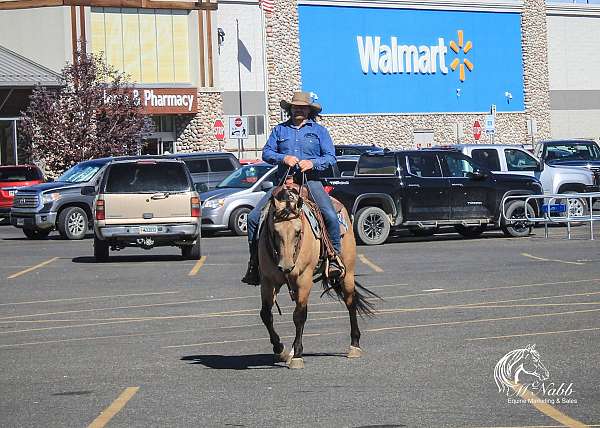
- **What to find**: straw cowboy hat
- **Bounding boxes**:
[280,92,322,114]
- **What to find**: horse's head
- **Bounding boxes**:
[520,344,549,383]
[270,187,304,274]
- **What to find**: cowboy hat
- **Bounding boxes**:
[280,92,322,114]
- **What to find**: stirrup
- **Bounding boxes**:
[326,255,345,279]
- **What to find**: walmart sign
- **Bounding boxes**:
[298,6,525,114]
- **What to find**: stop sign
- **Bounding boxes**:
[473,120,482,140]
[214,119,225,141]
[234,117,243,127]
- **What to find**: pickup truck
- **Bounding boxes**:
[534,139,600,180]
[322,149,543,245]
[454,144,598,217]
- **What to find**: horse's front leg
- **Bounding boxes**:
[289,274,312,369]
[260,283,290,363]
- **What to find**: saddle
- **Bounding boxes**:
[261,184,348,282]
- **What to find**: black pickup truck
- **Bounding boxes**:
[322,149,543,245]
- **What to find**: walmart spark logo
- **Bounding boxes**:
[449,30,473,82]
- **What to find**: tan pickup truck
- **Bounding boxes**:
[88,158,201,261]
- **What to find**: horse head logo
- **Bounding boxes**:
[494,344,550,395]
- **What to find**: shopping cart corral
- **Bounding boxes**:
[502,192,600,240]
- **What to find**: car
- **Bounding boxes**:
[335,144,383,156]
[200,156,358,235]
[90,158,201,261]
[169,152,241,192]
[10,158,112,239]
[0,165,45,221]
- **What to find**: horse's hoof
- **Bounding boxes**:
[275,347,292,363]
[347,346,362,359]
[288,357,304,369]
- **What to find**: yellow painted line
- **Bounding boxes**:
[522,252,585,266]
[358,254,383,272]
[511,383,589,428]
[87,387,139,428]
[0,291,180,307]
[188,256,207,276]
[7,257,59,280]
[466,326,600,341]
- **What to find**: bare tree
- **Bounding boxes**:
[20,51,153,175]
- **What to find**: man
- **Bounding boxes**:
[241,92,342,285]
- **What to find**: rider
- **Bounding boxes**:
[241,91,343,285]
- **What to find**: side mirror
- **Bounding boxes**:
[81,186,96,196]
[468,170,487,180]
[195,183,208,193]
[340,171,354,177]
[261,180,274,191]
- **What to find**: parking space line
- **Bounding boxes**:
[188,256,207,276]
[87,387,139,428]
[521,252,586,266]
[511,383,588,428]
[0,291,180,307]
[358,254,384,272]
[466,326,600,341]
[7,257,59,280]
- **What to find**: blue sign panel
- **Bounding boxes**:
[298,6,525,114]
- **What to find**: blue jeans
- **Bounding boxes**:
[247,181,341,253]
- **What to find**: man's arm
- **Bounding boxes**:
[262,126,285,165]
[311,126,336,171]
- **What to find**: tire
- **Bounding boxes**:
[23,228,51,240]
[560,192,588,219]
[94,236,109,262]
[354,206,391,245]
[58,206,88,240]
[229,207,251,236]
[455,224,487,238]
[501,200,534,237]
[182,235,202,260]
[409,227,437,237]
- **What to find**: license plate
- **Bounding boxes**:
[140,226,158,234]
[16,218,24,226]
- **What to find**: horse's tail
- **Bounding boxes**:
[320,277,382,318]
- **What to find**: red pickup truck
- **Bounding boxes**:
[0,165,45,220]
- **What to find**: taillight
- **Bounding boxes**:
[191,196,201,217]
[96,199,105,220]
[323,185,334,194]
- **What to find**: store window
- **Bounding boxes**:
[91,8,190,83]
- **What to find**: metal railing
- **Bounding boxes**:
[501,192,600,240]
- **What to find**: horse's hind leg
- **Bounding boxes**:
[260,284,289,362]
[342,273,362,358]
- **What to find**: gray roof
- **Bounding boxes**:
[0,45,62,87]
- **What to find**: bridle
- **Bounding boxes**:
[267,188,305,271]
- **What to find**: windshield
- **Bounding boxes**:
[57,162,104,183]
[217,165,273,189]
[545,142,600,162]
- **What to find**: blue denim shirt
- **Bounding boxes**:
[262,119,336,182]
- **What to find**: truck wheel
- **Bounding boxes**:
[58,207,88,240]
[182,235,202,260]
[94,236,109,262]
[229,207,250,236]
[23,228,51,240]
[354,206,390,245]
[455,224,487,238]
[561,192,588,218]
[501,200,534,237]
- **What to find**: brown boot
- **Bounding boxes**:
[241,243,260,285]
[327,255,345,279]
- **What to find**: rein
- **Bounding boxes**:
[267,190,306,271]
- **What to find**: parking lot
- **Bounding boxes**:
[1,223,599,427]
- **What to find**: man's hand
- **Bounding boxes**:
[283,155,299,167]
[298,160,314,172]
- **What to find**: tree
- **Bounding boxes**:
[20,51,152,175]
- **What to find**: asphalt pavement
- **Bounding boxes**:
[0,223,599,428]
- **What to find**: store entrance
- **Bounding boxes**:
[141,138,175,155]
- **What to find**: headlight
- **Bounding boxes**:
[41,192,61,204]
[203,198,225,209]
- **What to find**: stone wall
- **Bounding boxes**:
[176,91,224,152]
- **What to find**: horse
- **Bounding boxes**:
[257,184,379,369]
[494,344,550,395]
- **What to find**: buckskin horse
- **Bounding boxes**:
[257,184,379,369]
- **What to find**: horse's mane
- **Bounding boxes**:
[494,345,537,393]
